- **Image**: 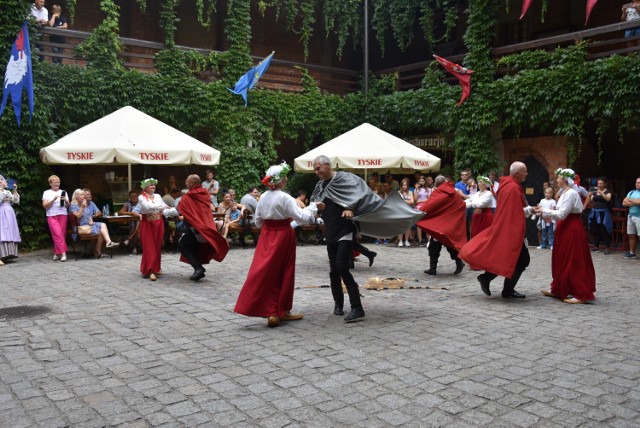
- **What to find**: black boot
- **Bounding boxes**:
[424,258,437,275]
[454,258,465,275]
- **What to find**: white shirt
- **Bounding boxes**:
[465,190,494,209]
[138,193,167,214]
[542,188,583,221]
[42,189,67,216]
[30,4,48,22]
[254,190,317,228]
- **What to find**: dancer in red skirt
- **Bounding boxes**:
[235,162,318,327]
[465,175,494,238]
[534,168,596,304]
[138,178,168,281]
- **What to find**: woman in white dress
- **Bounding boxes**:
[465,176,494,238]
[0,175,21,265]
[235,162,318,327]
[535,168,596,304]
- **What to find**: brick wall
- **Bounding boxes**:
[503,136,569,180]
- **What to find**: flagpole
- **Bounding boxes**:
[364,0,369,96]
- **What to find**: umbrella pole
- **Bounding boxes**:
[128,163,132,191]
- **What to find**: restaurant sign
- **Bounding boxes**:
[405,134,454,151]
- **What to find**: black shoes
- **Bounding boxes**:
[190,268,206,281]
[502,291,526,299]
[334,304,344,316]
[424,268,437,275]
[344,308,365,323]
[477,274,491,296]
[367,252,377,267]
[454,259,465,275]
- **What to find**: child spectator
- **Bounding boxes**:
[48,5,67,64]
[537,187,556,249]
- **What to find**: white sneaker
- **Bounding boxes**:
[52,254,60,261]
[404,240,410,247]
[397,241,404,247]
[60,253,67,262]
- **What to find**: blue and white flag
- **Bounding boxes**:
[0,21,34,126]
[227,51,274,107]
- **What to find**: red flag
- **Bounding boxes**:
[585,0,598,25]
[520,0,533,19]
[433,55,474,106]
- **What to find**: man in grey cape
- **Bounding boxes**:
[311,155,424,323]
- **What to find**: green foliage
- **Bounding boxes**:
[154,48,224,79]
[74,0,124,71]
[159,0,179,48]
[224,0,252,82]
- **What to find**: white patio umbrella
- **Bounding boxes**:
[39,106,220,190]
[294,122,440,177]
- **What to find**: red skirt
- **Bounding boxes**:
[139,216,164,276]
[550,213,596,301]
[470,208,493,238]
[235,219,297,317]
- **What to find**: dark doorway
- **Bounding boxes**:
[522,156,548,246]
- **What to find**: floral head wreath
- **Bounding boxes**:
[140,177,158,189]
[555,168,576,186]
[477,175,491,186]
[261,162,291,186]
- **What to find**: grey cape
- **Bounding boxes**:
[311,171,425,238]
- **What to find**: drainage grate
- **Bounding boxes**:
[0,306,51,319]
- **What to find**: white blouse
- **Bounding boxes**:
[542,187,583,221]
[254,190,317,228]
[138,193,167,214]
[465,190,494,209]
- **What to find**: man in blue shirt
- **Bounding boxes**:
[623,176,640,258]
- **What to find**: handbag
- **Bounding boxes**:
[77,225,92,235]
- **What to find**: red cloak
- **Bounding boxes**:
[179,185,229,263]
[415,181,467,251]
[458,176,526,278]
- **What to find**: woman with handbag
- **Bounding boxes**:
[69,189,119,258]
[138,178,167,281]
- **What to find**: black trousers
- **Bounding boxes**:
[481,243,530,293]
[353,241,374,259]
[428,238,460,263]
[327,240,362,310]
[178,229,203,272]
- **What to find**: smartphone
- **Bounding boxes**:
[6,179,15,190]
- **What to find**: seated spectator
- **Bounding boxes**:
[163,175,178,195]
[48,4,67,64]
[162,188,181,207]
[216,191,245,231]
[220,202,241,241]
[69,189,118,258]
[240,187,260,214]
[228,188,238,201]
[384,174,400,191]
[174,188,188,208]
[119,190,142,254]
[82,188,102,218]
[294,190,308,209]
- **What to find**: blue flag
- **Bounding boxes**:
[0,21,34,126]
[227,51,274,106]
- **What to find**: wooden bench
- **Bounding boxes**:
[295,222,325,245]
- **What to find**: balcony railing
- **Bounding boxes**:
[37,27,359,95]
[38,19,640,94]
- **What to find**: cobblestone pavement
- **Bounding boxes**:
[0,242,638,427]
